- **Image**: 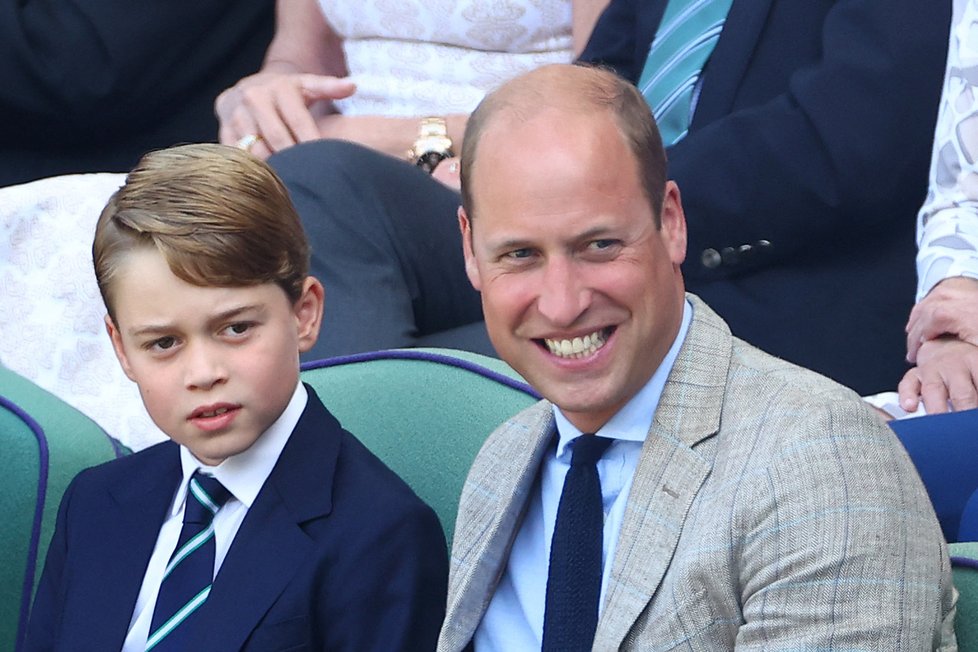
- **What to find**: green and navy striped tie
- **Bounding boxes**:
[638,0,734,145]
[146,471,231,651]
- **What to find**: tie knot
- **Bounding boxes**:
[184,471,232,524]
[570,435,613,467]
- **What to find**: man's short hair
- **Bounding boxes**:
[93,143,309,321]
[460,63,668,225]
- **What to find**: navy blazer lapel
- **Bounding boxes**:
[691,0,774,126]
[76,444,181,650]
[194,386,337,650]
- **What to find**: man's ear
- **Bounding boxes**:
[105,315,137,382]
[660,180,688,267]
[459,206,482,291]
[295,277,325,354]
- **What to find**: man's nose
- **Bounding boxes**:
[535,257,590,328]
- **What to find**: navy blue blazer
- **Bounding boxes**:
[24,385,447,651]
[582,0,951,394]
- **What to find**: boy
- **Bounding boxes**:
[24,144,447,651]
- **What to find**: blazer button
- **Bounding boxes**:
[701,248,721,268]
[721,246,739,265]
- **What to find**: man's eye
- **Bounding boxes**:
[589,239,617,250]
[506,248,534,260]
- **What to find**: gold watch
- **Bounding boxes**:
[407,117,454,173]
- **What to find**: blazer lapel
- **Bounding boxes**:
[596,295,731,649]
[75,445,181,650]
[193,389,337,650]
[440,402,555,651]
[691,0,775,126]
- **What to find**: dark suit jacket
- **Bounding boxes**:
[24,385,448,651]
[0,0,273,187]
[581,0,951,395]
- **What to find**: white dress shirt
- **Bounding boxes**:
[475,301,693,651]
[122,382,307,651]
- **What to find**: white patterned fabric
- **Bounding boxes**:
[916,0,978,300]
[318,0,573,116]
[0,173,166,451]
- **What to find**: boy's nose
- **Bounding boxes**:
[183,343,228,390]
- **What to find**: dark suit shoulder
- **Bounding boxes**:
[67,439,178,493]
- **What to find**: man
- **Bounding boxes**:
[270,0,949,396]
[436,64,955,651]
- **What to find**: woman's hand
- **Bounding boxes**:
[216,71,356,159]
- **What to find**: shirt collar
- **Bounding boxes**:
[553,298,693,459]
[173,381,308,515]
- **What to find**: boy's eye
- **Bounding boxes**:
[224,322,252,336]
[149,336,177,351]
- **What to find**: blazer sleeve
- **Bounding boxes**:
[0,0,271,147]
[732,396,954,648]
[582,0,950,279]
[21,474,78,652]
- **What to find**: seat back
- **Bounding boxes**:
[951,542,978,651]
[0,365,126,652]
[300,349,538,544]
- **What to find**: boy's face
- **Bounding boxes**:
[106,248,323,466]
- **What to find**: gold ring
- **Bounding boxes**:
[236,133,261,152]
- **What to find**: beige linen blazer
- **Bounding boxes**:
[438,295,957,651]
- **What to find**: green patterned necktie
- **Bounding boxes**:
[146,471,231,651]
[638,0,734,145]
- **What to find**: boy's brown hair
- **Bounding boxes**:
[93,143,309,321]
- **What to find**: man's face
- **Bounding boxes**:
[106,248,322,465]
[461,107,687,433]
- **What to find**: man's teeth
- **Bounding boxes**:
[545,330,607,358]
[200,407,229,418]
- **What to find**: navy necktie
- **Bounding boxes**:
[146,471,231,651]
[542,435,613,652]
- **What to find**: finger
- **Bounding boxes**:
[919,374,951,415]
[249,139,273,160]
[274,90,321,143]
[218,122,238,146]
[248,95,300,154]
[225,109,262,147]
[948,372,978,412]
[897,368,922,413]
[299,75,357,101]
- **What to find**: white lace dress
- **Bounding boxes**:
[318,0,574,116]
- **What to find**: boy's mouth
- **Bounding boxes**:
[190,403,239,420]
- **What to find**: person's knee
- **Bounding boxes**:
[269,139,390,187]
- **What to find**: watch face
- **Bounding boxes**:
[417,150,450,174]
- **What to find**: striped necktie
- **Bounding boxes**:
[146,471,232,651]
[638,0,734,146]
[542,435,614,651]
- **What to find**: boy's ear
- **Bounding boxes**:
[105,315,137,382]
[295,277,325,353]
